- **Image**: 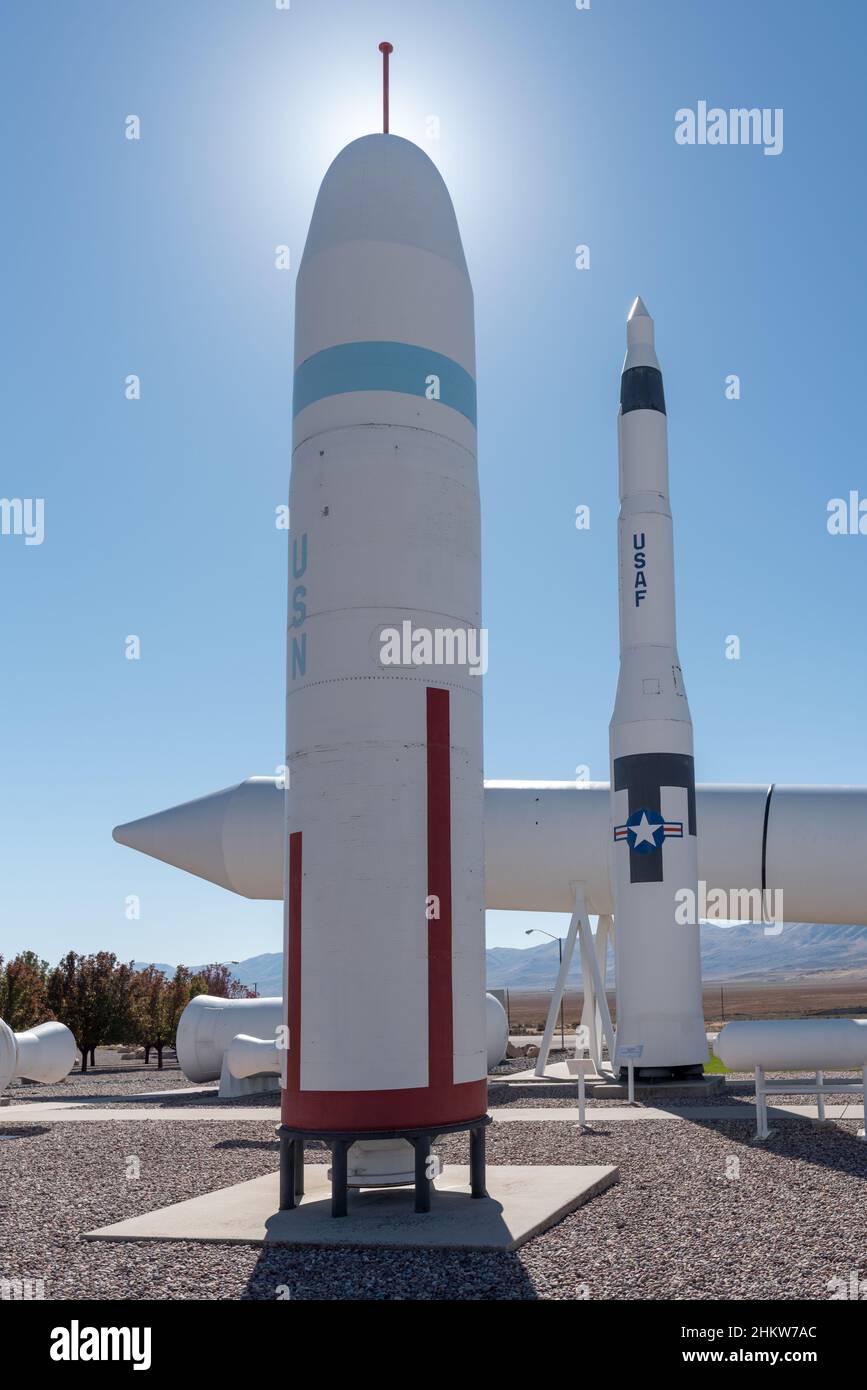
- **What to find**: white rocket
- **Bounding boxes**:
[115,777,867,926]
[279,59,487,1204]
[609,298,706,1077]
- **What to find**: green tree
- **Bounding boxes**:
[0,952,50,1031]
[131,965,197,1069]
[191,963,253,999]
[47,952,134,1074]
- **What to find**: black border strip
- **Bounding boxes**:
[761,782,775,900]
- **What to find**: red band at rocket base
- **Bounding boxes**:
[281,687,487,1133]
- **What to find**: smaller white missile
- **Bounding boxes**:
[609,298,706,1077]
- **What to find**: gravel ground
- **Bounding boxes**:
[7,1067,189,1100]
[488,1082,863,1109]
[1,1100,865,1300]
[13,1064,861,1114]
[489,1056,549,1077]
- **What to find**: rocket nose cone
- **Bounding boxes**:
[300,133,468,274]
[293,131,476,425]
[111,790,232,888]
[625,295,657,359]
[112,820,136,848]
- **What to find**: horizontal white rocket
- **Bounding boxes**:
[113,778,867,926]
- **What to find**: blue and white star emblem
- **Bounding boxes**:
[613,807,682,853]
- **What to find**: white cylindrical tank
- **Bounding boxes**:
[224,992,507,1085]
[227,1033,281,1081]
[486,992,508,1070]
[0,1019,77,1092]
[716,1019,867,1072]
[175,995,282,1084]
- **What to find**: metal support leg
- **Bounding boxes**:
[860,1065,867,1139]
[755,1066,769,1140]
[816,1071,825,1123]
[293,1138,305,1198]
[331,1139,350,1217]
[470,1124,487,1198]
[536,888,585,1077]
[413,1136,432,1213]
[279,1131,296,1211]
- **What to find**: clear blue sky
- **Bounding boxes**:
[2,0,865,966]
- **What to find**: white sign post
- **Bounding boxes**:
[619,1044,644,1104]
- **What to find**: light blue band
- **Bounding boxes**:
[293,341,477,425]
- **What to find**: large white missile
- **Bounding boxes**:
[279,73,487,1198]
[114,778,867,926]
[608,299,706,1077]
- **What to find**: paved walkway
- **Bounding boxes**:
[490,1103,865,1123]
[0,1104,275,1123]
[1,1101,863,1126]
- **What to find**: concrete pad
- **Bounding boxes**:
[7,1085,217,1107]
[84,1163,618,1252]
[502,1065,726,1098]
[504,1063,582,1085]
[4,1101,861,1128]
[0,1105,278,1123]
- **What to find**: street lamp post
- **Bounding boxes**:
[525,928,566,1053]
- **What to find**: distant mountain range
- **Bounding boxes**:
[489,923,867,988]
[133,953,285,998]
[135,922,867,996]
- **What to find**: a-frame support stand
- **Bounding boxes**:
[534,888,616,1078]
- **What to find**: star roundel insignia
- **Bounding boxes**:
[613,807,679,853]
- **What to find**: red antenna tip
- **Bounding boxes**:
[378,42,393,133]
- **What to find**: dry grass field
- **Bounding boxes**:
[503,972,867,1033]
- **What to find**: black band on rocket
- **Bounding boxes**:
[620,365,666,416]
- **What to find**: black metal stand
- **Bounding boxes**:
[278,1134,305,1210]
[277,1115,490,1218]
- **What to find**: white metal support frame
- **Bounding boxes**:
[535,890,616,1078]
[580,913,614,1072]
[753,1064,867,1142]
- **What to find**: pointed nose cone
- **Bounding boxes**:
[300,133,469,277]
[293,133,476,445]
[112,778,284,900]
[113,788,232,888]
[623,294,659,370]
